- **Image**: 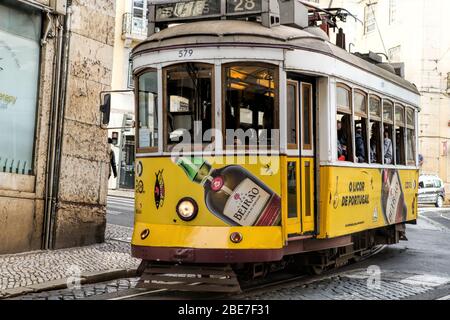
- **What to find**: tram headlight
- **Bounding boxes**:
[176,197,198,221]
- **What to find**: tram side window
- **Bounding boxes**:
[406,107,416,165]
[165,63,213,148]
[286,81,298,149]
[354,90,368,163]
[383,100,394,165]
[138,70,158,150]
[369,96,382,164]
[336,84,353,162]
[395,104,406,165]
[224,64,278,147]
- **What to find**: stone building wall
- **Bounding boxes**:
[52,0,115,249]
[0,0,115,253]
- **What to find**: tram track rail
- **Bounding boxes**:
[105,245,387,300]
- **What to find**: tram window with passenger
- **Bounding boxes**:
[137,69,158,151]
[164,63,213,149]
[336,84,353,162]
[223,63,278,147]
[369,95,382,164]
[395,104,406,165]
[383,100,394,165]
[406,107,416,165]
[353,90,368,163]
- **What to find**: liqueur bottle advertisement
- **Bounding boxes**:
[381,169,407,224]
[175,157,281,226]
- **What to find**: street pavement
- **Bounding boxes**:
[5,205,450,300]
[418,207,450,230]
[106,196,135,228]
[0,224,140,299]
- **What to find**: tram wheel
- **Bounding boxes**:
[308,265,325,275]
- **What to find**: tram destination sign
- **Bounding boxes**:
[153,0,264,23]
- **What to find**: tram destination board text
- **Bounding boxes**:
[154,0,263,22]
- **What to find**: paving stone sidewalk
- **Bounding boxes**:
[0,224,140,298]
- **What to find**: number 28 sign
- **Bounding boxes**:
[227,0,262,13]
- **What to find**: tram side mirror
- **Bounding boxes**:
[100,93,111,127]
[98,90,134,129]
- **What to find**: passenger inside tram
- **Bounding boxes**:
[384,127,393,164]
[337,120,346,161]
[337,114,352,161]
[336,120,347,161]
[355,126,366,163]
[370,122,381,163]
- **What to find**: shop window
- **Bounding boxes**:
[286,80,298,149]
[383,100,394,165]
[0,2,41,175]
[138,70,158,150]
[336,84,353,162]
[406,107,416,166]
[164,63,213,150]
[224,63,278,147]
[369,96,382,164]
[395,104,406,165]
[353,90,368,163]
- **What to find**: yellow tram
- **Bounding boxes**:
[111,0,421,290]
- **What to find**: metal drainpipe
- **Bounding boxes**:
[42,2,73,249]
[49,2,73,249]
[42,15,63,250]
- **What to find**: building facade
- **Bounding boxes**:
[0,0,115,253]
[314,0,450,198]
[108,0,147,191]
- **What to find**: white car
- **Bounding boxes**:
[418,175,445,208]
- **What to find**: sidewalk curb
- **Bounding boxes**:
[0,268,137,299]
[107,189,135,199]
[417,214,449,231]
[107,194,135,200]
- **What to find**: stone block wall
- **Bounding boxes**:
[0,0,115,253]
[52,0,115,249]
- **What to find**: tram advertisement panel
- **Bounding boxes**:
[321,166,418,238]
[135,156,282,227]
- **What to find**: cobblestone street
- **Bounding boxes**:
[243,269,450,300]
[10,277,140,300]
[0,224,140,298]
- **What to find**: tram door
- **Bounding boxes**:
[286,78,315,235]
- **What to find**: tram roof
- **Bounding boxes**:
[132,20,420,97]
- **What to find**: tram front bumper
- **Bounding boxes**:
[131,222,284,263]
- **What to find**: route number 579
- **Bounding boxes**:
[178,49,193,58]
